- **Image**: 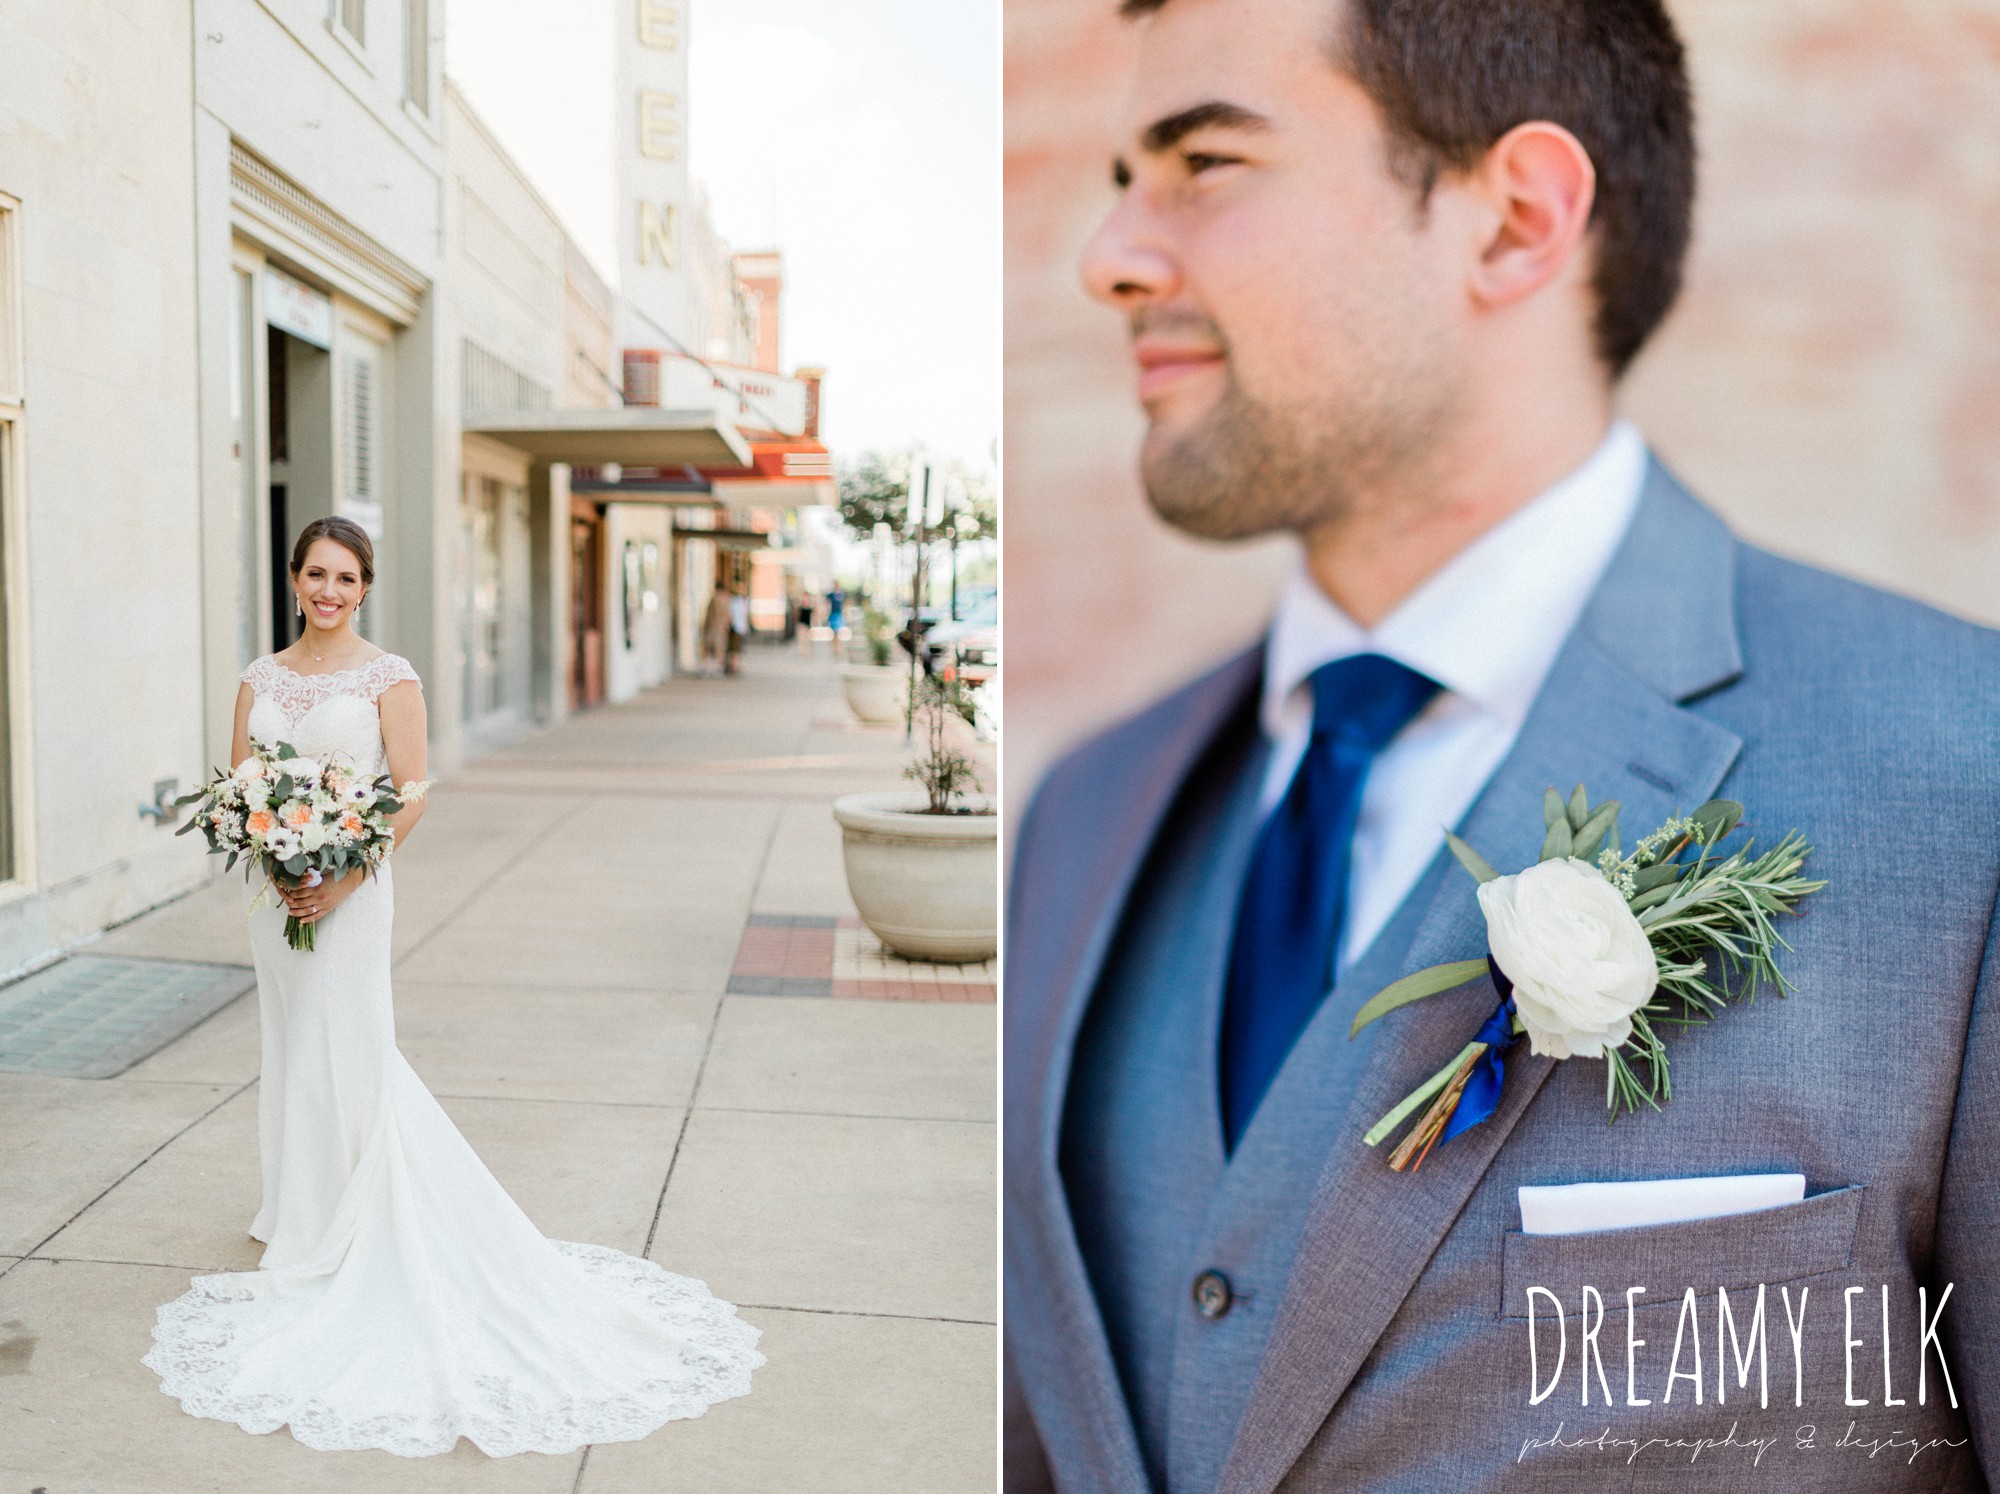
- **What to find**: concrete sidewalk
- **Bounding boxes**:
[0,646,996,1493]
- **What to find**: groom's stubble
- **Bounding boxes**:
[1134,300,1468,546]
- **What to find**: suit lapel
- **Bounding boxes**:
[1217,463,1750,1494]
[1009,643,1263,1493]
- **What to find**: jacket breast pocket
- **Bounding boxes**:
[1499,1185,1864,1320]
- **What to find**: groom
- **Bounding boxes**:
[1004,1,2000,1491]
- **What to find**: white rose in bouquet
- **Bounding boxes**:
[1476,857,1658,1060]
[232,756,268,784]
[285,757,323,785]
[301,822,328,852]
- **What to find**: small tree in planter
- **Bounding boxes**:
[832,672,997,962]
[861,605,897,668]
[903,675,986,814]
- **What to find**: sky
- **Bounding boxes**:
[446,0,1000,473]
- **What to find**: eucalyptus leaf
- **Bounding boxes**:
[1571,800,1622,861]
[1632,861,1687,894]
[173,816,199,837]
[1445,831,1500,884]
[1540,816,1573,862]
[276,742,298,760]
[283,854,306,877]
[1566,784,1589,832]
[1690,799,1743,844]
[1350,957,1490,1038]
[1543,787,1566,831]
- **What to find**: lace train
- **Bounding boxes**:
[143,1242,765,1457]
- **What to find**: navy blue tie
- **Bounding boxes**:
[1219,653,1441,1152]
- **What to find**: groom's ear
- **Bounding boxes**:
[1456,121,1599,316]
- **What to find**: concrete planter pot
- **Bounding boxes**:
[832,790,998,962]
[839,664,909,725]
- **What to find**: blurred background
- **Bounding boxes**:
[1005,0,2000,796]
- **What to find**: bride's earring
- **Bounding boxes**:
[295,596,303,618]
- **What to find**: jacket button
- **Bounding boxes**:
[1192,1269,1234,1320]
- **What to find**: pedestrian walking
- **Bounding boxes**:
[726,587,750,675]
[700,580,731,678]
[796,591,817,654]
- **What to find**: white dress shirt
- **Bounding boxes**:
[1258,419,1649,975]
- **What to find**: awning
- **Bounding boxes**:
[672,527,772,551]
[694,437,838,505]
[467,407,754,468]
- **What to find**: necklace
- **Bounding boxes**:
[298,597,362,668]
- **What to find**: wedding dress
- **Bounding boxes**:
[142,653,764,1456]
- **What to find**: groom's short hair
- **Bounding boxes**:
[1118,0,1695,378]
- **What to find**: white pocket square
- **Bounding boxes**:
[1518,1173,1805,1237]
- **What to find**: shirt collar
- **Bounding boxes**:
[1261,419,1649,739]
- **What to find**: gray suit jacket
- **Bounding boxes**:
[1005,467,2000,1492]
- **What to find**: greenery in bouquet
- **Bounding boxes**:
[176,739,430,951]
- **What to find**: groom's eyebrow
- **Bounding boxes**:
[1140,99,1272,153]
[1115,100,1274,186]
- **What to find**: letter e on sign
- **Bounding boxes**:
[639,202,678,268]
[638,91,680,161]
[639,0,680,49]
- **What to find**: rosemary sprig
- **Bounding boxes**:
[1598,813,1824,1119]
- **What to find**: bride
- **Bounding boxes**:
[143,516,764,1456]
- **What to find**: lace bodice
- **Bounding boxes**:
[242,653,421,778]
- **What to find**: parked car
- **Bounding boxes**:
[924,594,998,686]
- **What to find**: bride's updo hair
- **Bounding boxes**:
[290,516,376,587]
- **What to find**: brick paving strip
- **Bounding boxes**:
[728,914,996,1003]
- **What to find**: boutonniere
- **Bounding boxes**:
[1353,787,1825,1172]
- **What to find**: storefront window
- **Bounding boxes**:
[336,0,366,46]
[405,0,430,113]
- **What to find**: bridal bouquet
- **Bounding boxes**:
[1353,787,1825,1172]
[175,740,429,951]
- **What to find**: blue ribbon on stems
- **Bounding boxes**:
[1358,952,1524,1168]
[1437,956,1521,1145]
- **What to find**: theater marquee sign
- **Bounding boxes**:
[618,0,690,336]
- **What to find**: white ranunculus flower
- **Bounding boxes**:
[301,822,328,852]
[233,756,268,783]
[1476,857,1658,1060]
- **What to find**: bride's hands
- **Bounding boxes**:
[280,866,367,925]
